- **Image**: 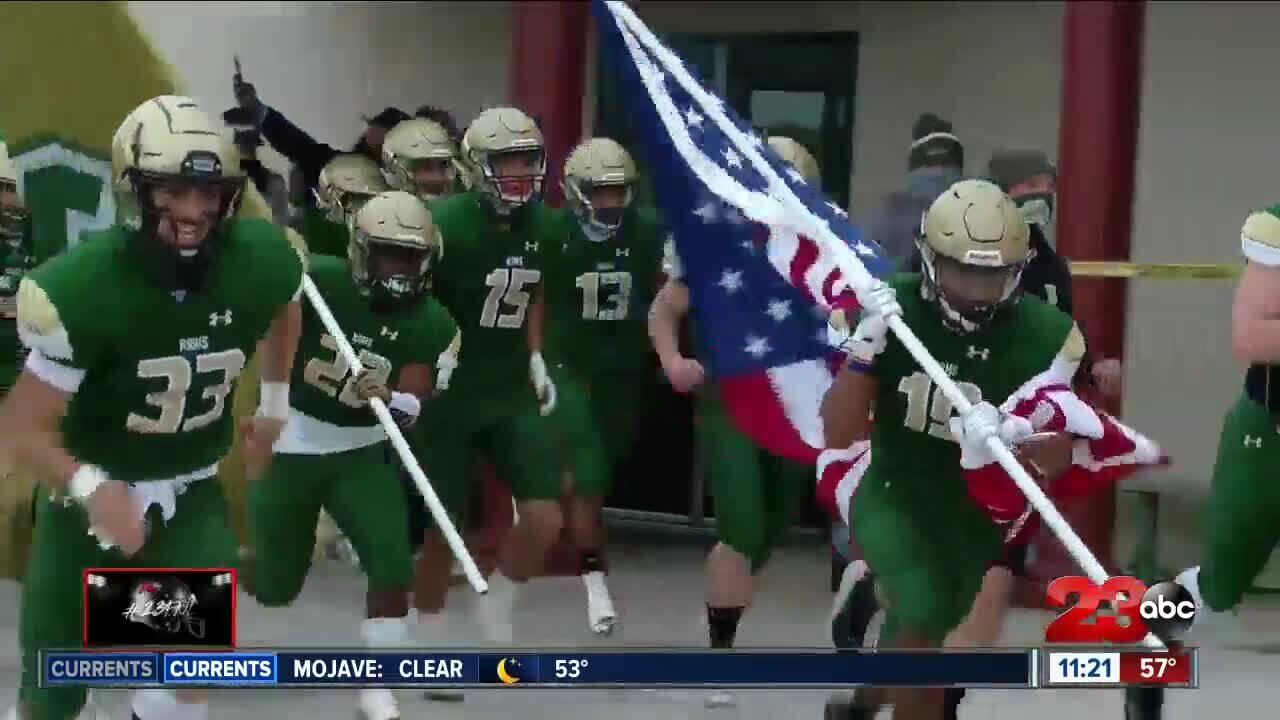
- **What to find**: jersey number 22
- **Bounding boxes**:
[304,333,394,408]
[898,371,982,441]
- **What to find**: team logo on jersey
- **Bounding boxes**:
[616,247,630,257]
[209,309,233,327]
[1244,435,1263,448]
[524,241,539,252]
[966,345,990,361]
[381,327,399,341]
[506,256,525,267]
[172,290,188,303]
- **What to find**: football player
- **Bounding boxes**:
[242,190,457,720]
[0,139,33,397]
[648,136,818,707]
[820,180,1085,720]
[412,106,562,644]
[0,96,304,720]
[307,154,388,257]
[541,138,664,635]
[381,117,461,204]
[1177,205,1280,628]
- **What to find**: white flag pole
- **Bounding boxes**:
[605,0,1161,648]
[301,276,488,594]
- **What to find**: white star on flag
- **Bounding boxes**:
[694,203,717,222]
[827,201,848,218]
[766,299,792,322]
[718,269,744,293]
[786,167,805,184]
[744,335,771,358]
[723,148,743,168]
[854,241,876,257]
[685,107,704,128]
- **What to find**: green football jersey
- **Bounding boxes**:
[428,191,560,396]
[866,273,1079,486]
[0,244,36,395]
[289,254,458,428]
[302,206,349,258]
[543,206,664,375]
[18,218,304,482]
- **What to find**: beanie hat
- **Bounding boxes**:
[987,148,1055,191]
[362,107,412,131]
[908,113,964,171]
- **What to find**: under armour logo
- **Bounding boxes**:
[616,247,630,257]
[1244,435,1263,448]
[525,241,539,252]
[171,290,188,303]
[381,327,399,341]
[967,346,990,361]
[209,309,233,327]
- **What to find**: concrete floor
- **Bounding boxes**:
[0,538,1275,718]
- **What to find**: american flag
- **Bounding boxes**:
[593,0,895,463]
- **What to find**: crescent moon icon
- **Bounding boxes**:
[497,658,521,685]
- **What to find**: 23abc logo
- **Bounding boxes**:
[1044,576,1197,644]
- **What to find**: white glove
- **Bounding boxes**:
[949,401,1001,452]
[529,352,557,416]
[857,280,902,320]
[841,314,889,365]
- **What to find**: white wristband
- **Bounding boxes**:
[69,464,109,501]
[389,391,422,419]
[259,382,290,420]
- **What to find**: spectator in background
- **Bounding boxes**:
[865,113,964,267]
[223,107,290,224]
[986,148,1123,397]
[415,105,461,143]
[231,73,409,209]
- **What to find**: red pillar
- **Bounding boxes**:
[1026,1,1147,601]
[509,0,590,207]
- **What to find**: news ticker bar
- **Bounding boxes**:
[42,649,1197,689]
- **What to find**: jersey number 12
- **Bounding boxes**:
[898,371,982,441]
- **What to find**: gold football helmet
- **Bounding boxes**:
[456,106,545,213]
[349,190,442,302]
[110,95,245,288]
[381,118,459,202]
[767,136,821,186]
[917,178,1031,332]
[316,154,388,226]
[562,137,636,240]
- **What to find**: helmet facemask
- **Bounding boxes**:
[471,146,545,214]
[565,177,632,242]
[918,240,1027,333]
[129,151,244,292]
[351,230,439,306]
[393,157,456,203]
[315,186,375,226]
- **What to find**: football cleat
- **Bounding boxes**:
[583,570,617,636]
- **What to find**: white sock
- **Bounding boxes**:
[131,689,208,720]
[362,615,411,648]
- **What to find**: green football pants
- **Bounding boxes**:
[248,443,411,605]
[418,386,559,530]
[1198,393,1280,611]
[550,364,645,497]
[698,391,813,573]
[850,472,1001,644]
[20,478,237,720]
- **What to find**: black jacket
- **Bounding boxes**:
[260,108,377,208]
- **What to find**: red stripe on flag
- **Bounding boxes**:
[719,374,821,464]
